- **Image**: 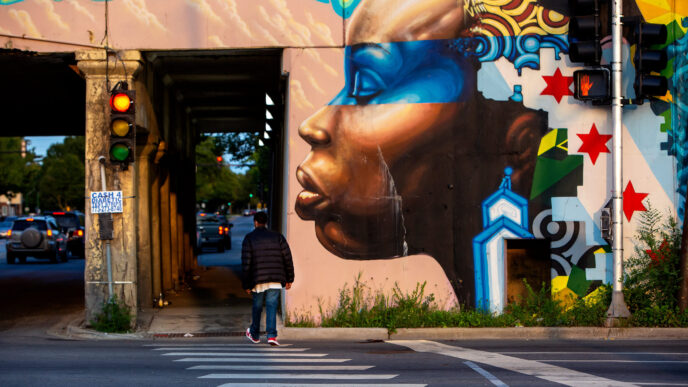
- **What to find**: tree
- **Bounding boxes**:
[0,137,35,199]
[35,136,85,212]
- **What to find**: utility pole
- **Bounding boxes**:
[606,0,631,325]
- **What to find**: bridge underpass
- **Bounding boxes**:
[0,48,287,327]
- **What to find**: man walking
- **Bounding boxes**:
[242,211,294,346]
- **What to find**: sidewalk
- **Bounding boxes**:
[60,265,688,341]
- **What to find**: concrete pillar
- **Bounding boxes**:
[77,50,142,323]
[160,168,172,291]
[151,143,164,298]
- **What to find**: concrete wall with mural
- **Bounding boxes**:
[2,0,686,318]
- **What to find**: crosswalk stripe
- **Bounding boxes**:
[544,360,688,363]
[153,347,308,351]
[199,373,399,379]
[502,352,688,356]
[144,344,292,347]
[215,384,426,387]
[188,365,374,371]
[175,357,351,363]
[162,352,326,357]
[389,340,636,387]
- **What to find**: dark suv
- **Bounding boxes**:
[6,216,68,263]
[43,211,85,258]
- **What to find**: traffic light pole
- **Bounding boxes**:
[607,0,632,325]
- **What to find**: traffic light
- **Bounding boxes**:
[109,82,135,169]
[216,156,223,164]
[573,68,610,101]
[568,0,603,65]
[633,23,668,99]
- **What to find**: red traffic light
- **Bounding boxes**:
[216,156,223,163]
[110,92,132,113]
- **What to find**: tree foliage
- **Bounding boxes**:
[0,137,37,199]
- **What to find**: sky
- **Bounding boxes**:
[24,136,66,159]
[24,135,248,173]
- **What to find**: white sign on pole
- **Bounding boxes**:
[90,191,123,213]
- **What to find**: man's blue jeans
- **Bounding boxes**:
[250,288,280,339]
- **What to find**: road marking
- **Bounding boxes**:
[502,352,688,356]
[388,340,637,387]
[188,365,374,371]
[544,360,688,363]
[215,384,425,387]
[635,384,688,386]
[153,347,308,351]
[175,357,351,363]
[199,373,398,379]
[465,361,509,387]
[161,352,326,357]
[144,344,292,347]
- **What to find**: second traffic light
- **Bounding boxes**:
[109,83,136,169]
[568,0,603,65]
[633,22,668,99]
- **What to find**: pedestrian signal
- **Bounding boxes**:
[573,68,610,101]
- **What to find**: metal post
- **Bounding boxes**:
[98,156,114,299]
[606,0,631,324]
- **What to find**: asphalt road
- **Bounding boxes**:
[0,336,686,386]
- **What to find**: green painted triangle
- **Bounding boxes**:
[660,108,672,133]
[530,155,584,199]
[567,265,592,297]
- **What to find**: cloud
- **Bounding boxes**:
[306,11,336,46]
[67,0,96,24]
[9,9,41,38]
[290,79,315,110]
[253,24,280,46]
[208,35,224,47]
[38,0,69,31]
[122,0,167,32]
[186,0,223,25]
[218,0,253,39]
[301,66,327,95]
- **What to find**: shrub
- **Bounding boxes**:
[89,296,132,333]
[623,206,688,326]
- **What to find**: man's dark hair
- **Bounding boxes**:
[254,211,268,225]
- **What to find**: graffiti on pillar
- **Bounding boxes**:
[472,167,533,314]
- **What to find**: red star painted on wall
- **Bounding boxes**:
[577,124,612,165]
[541,68,573,103]
[623,181,649,221]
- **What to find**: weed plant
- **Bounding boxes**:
[89,296,132,333]
[623,206,688,326]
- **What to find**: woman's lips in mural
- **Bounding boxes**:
[296,167,330,219]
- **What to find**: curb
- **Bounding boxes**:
[389,327,688,340]
[281,327,388,341]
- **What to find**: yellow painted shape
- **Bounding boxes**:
[538,129,558,156]
[636,0,688,28]
[551,275,569,293]
[594,247,606,254]
[556,138,568,152]
[583,286,606,307]
[553,287,578,310]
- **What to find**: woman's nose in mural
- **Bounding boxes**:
[298,107,334,147]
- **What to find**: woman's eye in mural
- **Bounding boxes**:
[348,68,386,102]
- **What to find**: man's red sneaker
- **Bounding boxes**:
[246,328,259,344]
[267,337,280,346]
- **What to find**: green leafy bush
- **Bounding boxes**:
[89,296,132,333]
[623,206,688,326]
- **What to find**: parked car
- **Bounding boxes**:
[43,211,85,258]
[196,213,230,252]
[0,220,13,238]
[243,209,256,216]
[6,216,68,263]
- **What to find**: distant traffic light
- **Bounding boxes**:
[573,68,610,101]
[216,156,223,164]
[109,82,135,169]
[633,23,668,99]
[568,0,603,65]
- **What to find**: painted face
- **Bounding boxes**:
[296,38,474,259]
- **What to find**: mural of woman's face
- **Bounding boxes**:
[295,0,470,259]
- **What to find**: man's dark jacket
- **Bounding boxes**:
[241,226,294,290]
